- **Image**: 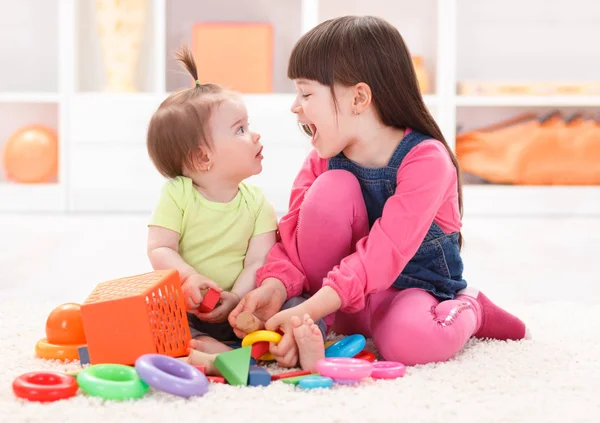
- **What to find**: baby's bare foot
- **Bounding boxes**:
[293,314,325,373]
[189,336,232,354]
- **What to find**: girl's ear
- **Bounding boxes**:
[352,82,372,115]
[188,145,212,172]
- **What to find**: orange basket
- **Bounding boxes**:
[81,269,191,365]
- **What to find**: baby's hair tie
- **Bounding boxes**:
[195,79,201,86]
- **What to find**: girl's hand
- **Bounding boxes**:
[228,278,287,339]
[182,274,222,312]
[195,291,239,323]
[266,309,299,368]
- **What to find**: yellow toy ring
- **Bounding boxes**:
[242,330,282,361]
[241,330,282,347]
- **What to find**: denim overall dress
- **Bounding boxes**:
[328,130,467,300]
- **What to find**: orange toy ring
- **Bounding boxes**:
[35,338,85,361]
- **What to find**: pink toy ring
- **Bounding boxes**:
[371,361,406,379]
[316,358,373,380]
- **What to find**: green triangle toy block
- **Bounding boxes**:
[214,345,252,386]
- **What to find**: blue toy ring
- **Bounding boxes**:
[298,375,333,389]
[325,334,366,358]
[135,354,209,398]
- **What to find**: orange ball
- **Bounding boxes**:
[45,303,87,345]
[3,125,58,183]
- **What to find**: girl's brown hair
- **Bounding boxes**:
[147,45,226,178]
[288,15,464,247]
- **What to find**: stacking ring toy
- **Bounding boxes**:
[354,350,376,362]
[242,330,282,361]
[325,334,366,358]
[12,371,78,402]
[316,357,373,380]
[298,375,333,389]
[371,361,406,379]
[77,364,149,400]
[135,354,208,398]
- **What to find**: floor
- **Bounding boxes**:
[0,213,598,306]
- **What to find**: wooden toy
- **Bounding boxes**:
[78,346,90,365]
[35,303,87,361]
[80,269,191,365]
[198,288,220,313]
[271,369,312,381]
[298,375,334,389]
[214,346,252,386]
[192,23,273,93]
[248,365,271,387]
[181,349,219,375]
[207,376,225,384]
[235,311,264,333]
[251,342,270,360]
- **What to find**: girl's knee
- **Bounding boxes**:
[303,170,364,219]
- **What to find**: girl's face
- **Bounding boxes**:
[291,79,356,158]
[208,95,263,181]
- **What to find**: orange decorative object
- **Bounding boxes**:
[35,303,87,361]
[3,125,58,183]
[80,269,191,365]
[412,56,430,94]
[192,23,273,93]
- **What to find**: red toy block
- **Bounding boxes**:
[193,365,206,374]
[251,341,270,360]
[198,288,220,313]
[271,369,312,381]
[207,376,225,384]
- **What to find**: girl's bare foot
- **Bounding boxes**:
[292,314,325,373]
[189,336,232,354]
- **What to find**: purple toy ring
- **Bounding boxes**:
[135,354,208,398]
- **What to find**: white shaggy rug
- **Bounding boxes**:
[1,300,600,423]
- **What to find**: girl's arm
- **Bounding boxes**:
[287,141,458,321]
[230,230,277,300]
[255,150,328,298]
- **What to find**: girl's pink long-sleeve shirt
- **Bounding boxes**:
[256,133,462,313]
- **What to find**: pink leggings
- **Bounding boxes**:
[297,170,482,366]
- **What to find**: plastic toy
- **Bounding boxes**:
[354,350,376,362]
[325,334,366,358]
[80,269,191,365]
[371,361,406,379]
[298,375,333,389]
[12,371,78,402]
[207,376,225,384]
[35,303,87,361]
[248,365,271,387]
[135,354,208,398]
[281,373,318,385]
[198,288,220,313]
[3,124,58,183]
[77,364,149,400]
[316,358,373,381]
[214,346,252,386]
[242,330,281,361]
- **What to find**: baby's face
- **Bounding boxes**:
[208,94,263,181]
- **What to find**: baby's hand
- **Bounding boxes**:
[182,274,222,313]
[195,291,240,324]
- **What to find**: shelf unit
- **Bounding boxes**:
[0,0,599,216]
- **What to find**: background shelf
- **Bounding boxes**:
[0,0,59,93]
[165,0,303,94]
[0,0,598,215]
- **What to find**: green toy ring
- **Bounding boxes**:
[77,364,149,400]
